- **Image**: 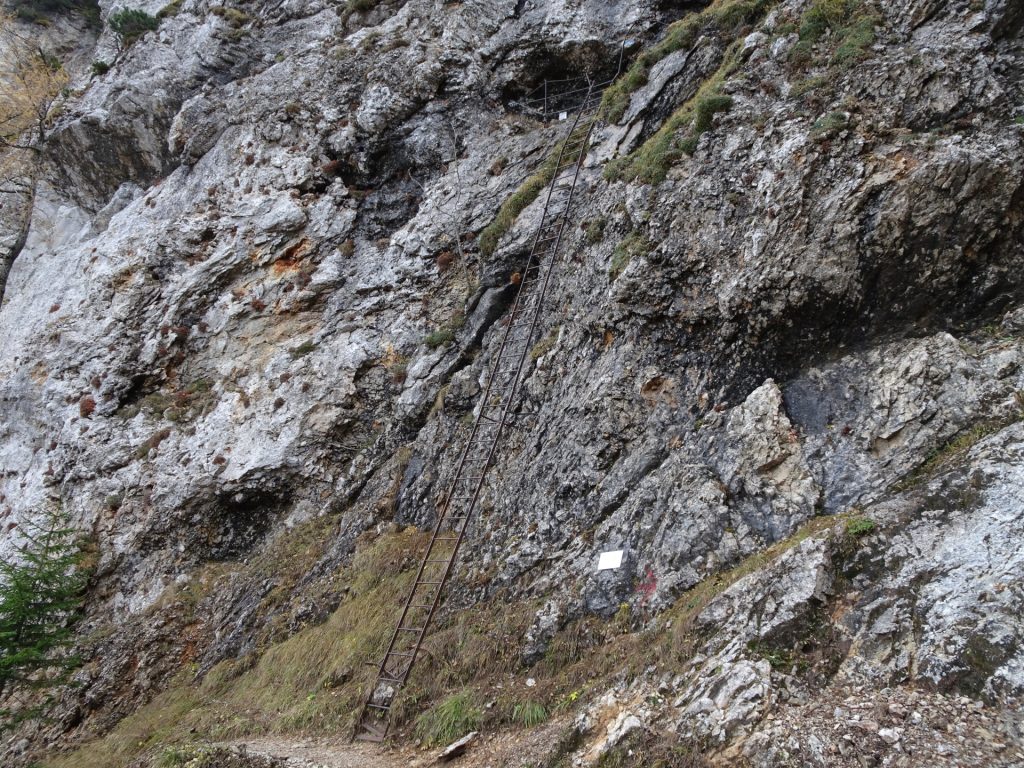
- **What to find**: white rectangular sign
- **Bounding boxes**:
[558,111,568,121]
[597,550,623,571]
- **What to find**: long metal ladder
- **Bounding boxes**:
[352,83,603,743]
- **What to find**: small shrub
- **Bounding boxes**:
[845,517,875,537]
[134,427,172,460]
[511,700,547,728]
[488,156,507,176]
[108,8,160,46]
[90,60,110,76]
[210,5,249,26]
[78,394,96,418]
[387,361,408,385]
[339,239,355,258]
[436,250,455,272]
[424,328,455,349]
[583,218,606,245]
[811,110,848,137]
[414,691,482,746]
[423,313,465,349]
[156,0,183,18]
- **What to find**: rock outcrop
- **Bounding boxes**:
[0,0,1021,765]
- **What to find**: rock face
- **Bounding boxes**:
[0,0,1022,765]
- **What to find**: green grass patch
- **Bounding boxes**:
[810,110,848,137]
[424,312,465,350]
[844,517,875,537]
[414,691,482,746]
[43,511,864,768]
[605,44,742,184]
[510,699,548,728]
[793,0,880,69]
[792,74,829,97]
[894,412,1024,492]
[210,5,249,26]
[477,122,592,258]
[583,218,607,245]
[609,231,651,279]
[599,0,775,123]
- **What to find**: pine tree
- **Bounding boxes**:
[0,507,88,728]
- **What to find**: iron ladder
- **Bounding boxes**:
[352,83,604,743]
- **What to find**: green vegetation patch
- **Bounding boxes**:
[414,691,483,746]
[44,511,867,768]
[599,0,774,123]
[810,110,849,137]
[609,231,652,279]
[845,517,875,537]
[793,0,880,69]
[583,217,607,245]
[424,312,466,349]
[478,115,596,258]
[894,410,1024,492]
[510,699,548,728]
[156,0,184,19]
[605,45,742,184]
[0,507,90,731]
[10,0,99,25]
[109,8,160,46]
[210,5,250,26]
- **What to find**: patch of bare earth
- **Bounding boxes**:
[228,718,572,767]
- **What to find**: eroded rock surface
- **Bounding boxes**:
[0,0,1022,765]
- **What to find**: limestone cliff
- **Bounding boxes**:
[0,0,1022,765]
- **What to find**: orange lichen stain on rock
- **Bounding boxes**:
[271,238,312,275]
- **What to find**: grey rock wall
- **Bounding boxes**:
[0,0,1021,762]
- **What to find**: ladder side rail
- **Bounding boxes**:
[397,90,597,640]
[354,81,600,743]
[483,91,597,451]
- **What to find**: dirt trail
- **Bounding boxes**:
[225,737,411,767]
[227,719,571,768]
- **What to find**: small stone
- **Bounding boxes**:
[852,719,879,734]
[888,703,907,719]
[879,727,902,745]
[439,731,479,761]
